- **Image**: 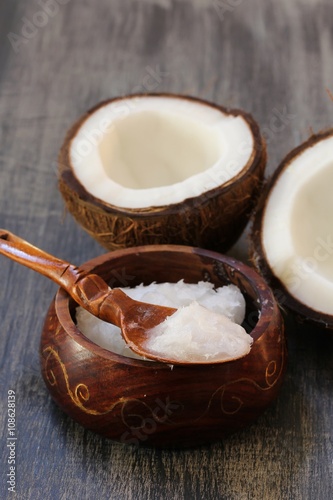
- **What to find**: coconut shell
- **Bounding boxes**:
[251,128,333,329]
[58,94,266,252]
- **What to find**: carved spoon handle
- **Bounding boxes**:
[0,229,122,327]
[0,229,82,287]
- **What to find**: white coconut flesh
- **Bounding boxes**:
[69,96,254,209]
[76,281,250,362]
[262,134,333,316]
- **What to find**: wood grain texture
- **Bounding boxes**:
[0,0,332,499]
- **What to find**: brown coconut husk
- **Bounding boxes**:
[58,94,266,253]
[250,128,333,329]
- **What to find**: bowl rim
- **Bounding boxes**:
[53,244,279,367]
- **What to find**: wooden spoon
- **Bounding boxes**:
[0,229,177,363]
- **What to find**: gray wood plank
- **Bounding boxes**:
[0,1,333,499]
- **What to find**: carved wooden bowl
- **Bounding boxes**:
[40,245,286,448]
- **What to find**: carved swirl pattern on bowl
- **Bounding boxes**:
[42,342,285,428]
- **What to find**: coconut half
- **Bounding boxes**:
[59,94,266,251]
[252,129,333,328]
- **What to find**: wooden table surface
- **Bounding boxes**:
[0,1,332,499]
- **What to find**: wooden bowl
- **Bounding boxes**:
[40,246,286,448]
